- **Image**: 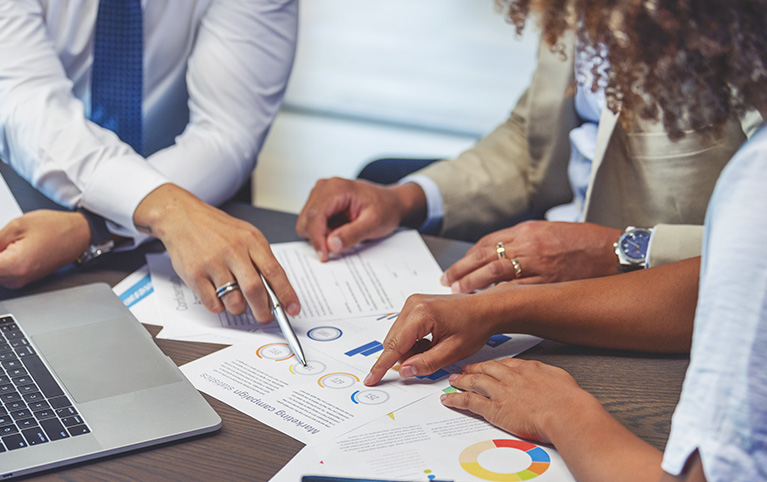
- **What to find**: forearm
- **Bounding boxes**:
[485,257,700,352]
[132,183,199,240]
[547,392,664,482]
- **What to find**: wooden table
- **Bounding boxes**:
[0,203,689,481]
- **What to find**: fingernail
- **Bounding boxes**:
[287,303,300,316]
[451,281,460,293]
[363,373,373,386]
[328,236,343,253]
[449,373,459,383]
[440,393,447,402]
[440,273,448,286]
[400,365,416,378]
[316,250,324,261]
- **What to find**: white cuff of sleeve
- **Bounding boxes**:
[645,226,658,268]
[80,154,169,239]
[400,174,444,235]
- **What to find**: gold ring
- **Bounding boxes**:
[510,258,522,279]
[496,242,507,260]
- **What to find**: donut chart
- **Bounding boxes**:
[459,439,550,481]
[256,343,294,361]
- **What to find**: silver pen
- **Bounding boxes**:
[258,273,307,366]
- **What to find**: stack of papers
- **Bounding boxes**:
[112,230,573,481]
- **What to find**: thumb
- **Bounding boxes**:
[399,337,464,379]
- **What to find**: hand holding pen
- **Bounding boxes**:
[258,272,307,366]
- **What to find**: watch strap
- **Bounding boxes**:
[76,208,115,265]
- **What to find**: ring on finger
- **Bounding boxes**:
[496,242,507,260]
[215,281,240,298]
[510,258,522,279]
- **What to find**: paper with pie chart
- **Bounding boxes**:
[308,392,576,481]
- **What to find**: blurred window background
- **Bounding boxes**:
[254,0,538,213]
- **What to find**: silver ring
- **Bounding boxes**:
[496,242,507,260]
[215,281,240,298]
[510,258,522,279]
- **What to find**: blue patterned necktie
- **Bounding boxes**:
[90,0,144,155]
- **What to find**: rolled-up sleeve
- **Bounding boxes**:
[0,0,167,235]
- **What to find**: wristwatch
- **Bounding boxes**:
[613,226,654,272]
[76,208,115,266]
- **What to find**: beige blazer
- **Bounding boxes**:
[418,34,747,267]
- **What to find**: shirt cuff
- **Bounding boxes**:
[645,227,657,268]
[79,154,169,240]
[400,174,444,235]
[646,224,704,268]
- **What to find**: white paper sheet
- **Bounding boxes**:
[273,230,448,321]
[147,230,450,343]
[269,446,324,482]
[181,325,541,444]
[0,173,22,228]
[180,336,426,444]
[308,393,576,482]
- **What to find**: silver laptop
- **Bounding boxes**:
[0,283,221,478]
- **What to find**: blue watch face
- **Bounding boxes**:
[620,229,651,263]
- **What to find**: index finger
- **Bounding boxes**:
[297,180,353,262]
[442,243,497,289]
[247,236,301,317]
[296,202,332,262]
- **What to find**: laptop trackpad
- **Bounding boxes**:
[32,319,182,403]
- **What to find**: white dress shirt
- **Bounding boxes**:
[0,0,297,240]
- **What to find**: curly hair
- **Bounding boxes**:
[496,0,767,139]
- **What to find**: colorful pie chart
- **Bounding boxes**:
[459,439,550,481]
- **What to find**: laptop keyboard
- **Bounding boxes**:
[0,315,90,453]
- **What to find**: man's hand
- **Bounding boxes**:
[441,358,593,444]
[133,183,300,322]
[442,221,623,292]
[364,288,505,386]
[296,178,427,262]
[0,210,91,289]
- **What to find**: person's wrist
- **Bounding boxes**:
[74,209,115,265]
[540,388,603,446]
[477,283,525,335]
[132,183,186,239]
[389,182,427,228]
[603,226,625,275]
[71,211,93,256]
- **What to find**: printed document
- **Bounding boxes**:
[274,393,575,482]
[146,230,450,342]
[181,327,541,444]
[180,337,418,444]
